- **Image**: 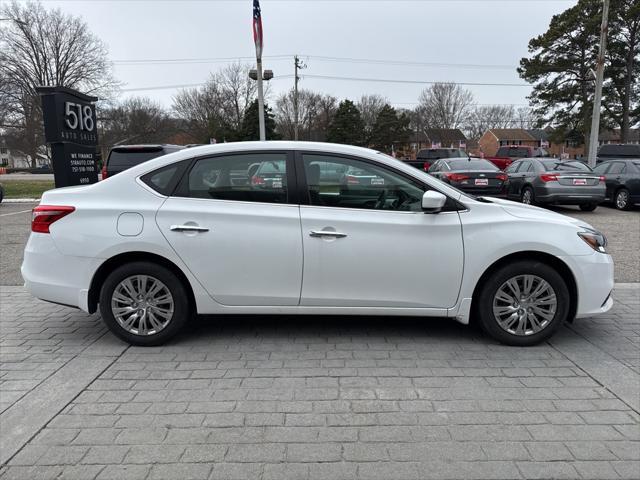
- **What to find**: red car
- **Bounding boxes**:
[486,145,549,170]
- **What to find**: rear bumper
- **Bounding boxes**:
[534,183,605,205]
[21,233,100,313]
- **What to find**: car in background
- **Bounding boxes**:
[102,145,184,179]
[592,160,640,210]
[21,141,614,348]
[504,158,605,211]
[428,157,507,197]
[250,159,287,189]
[597,144,640,163]
[404,148,467,172]
[0,182,4,203]
[486,145,549,170]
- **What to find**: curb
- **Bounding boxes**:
[2,198,40,203]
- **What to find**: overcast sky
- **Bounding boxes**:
[37,0,577,110]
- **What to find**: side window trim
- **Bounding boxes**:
[173,150,298,205]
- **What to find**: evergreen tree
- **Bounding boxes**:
[326,100,365,145]
[369,104,411,153]
[518,0,602,151]
[239,100,280,141]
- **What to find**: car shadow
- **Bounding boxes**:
[169,313,495,347]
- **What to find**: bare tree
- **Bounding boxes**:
[172,62,257,142]
[464,105,516,139]
[357,94,388,141]
[417,83,474,130]
[274,89,338,141]
[99,97,175,149]
[513,106,537,129]
[0,0,118,166]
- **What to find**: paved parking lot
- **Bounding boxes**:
[1,200,638,479]
[0,285,638,479]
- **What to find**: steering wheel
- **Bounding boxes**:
[374,189,388,209]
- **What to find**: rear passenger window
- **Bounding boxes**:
[179,153,289,204]
[141,162,187,196]
[608,163,626,174]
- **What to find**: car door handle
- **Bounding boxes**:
[309,230,348,238]
[170,225,209,233]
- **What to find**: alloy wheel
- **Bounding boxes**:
[492,274,557,336]
[522,190,532,205]
[111,275,175,335]
[616,190,629,210]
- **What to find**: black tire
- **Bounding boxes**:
[614,188,631,211]
[579,203,598,212]
[521,186,535,206]
[99,261,190,346]
[475,260,570,346]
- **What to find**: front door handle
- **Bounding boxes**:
[310,230,347,238]
[170,225,209,233]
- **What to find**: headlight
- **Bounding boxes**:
[578,227,607,253]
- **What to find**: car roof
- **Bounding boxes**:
[110,144,183,151]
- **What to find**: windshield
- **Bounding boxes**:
[539,160,592,172]
[447,159,498,171]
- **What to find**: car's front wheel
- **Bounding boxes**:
[99,262,190,346]
[476,260,570,346]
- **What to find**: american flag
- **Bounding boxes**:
[253,0,263,59]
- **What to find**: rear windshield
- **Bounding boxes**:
[417,149,463,160]
[599,144,640,157]
[447,159,498,171]
[108,149,166,167]
[496,147,530,157]
[539,160,592,172]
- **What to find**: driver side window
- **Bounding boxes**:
[302,154,426,212]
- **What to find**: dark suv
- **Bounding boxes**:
[102,145,184,179]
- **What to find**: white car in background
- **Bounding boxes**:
[22,142,614,346]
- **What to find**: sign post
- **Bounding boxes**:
[36,86,99,188]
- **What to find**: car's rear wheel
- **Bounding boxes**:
[579,203,598,212]
[521,187,535,205]
[476,260,570,346]
[614,188,630,210]
[99,262,190,346]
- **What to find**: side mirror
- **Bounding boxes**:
[422,191,447,213]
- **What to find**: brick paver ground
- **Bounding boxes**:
[0,285,638,480]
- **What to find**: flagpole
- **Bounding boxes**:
[256,56,266,141]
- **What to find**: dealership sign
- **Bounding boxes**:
[37,86,99,187]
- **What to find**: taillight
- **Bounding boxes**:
[599,176,606,183]
[423,162,430,171]
[540,174,559,182]
[251,175,265,185]
[497,173,508,182]
[346,175,360,185]
[446,173,469,182]
[31,205,75,233]
[101,165,108,180]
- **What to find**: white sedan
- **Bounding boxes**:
[22,142,614,346]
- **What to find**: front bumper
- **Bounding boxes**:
[559,251,614,318]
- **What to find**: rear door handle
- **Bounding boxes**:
[309,230,347,238]
[170,225,209,232]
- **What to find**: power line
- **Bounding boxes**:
[302,74,532,87]
[305,55,515,70]
[120,74,294,92]
[113,55,292,65]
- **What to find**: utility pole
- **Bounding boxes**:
[293,55,306,141]
[587,0,610,168]
[256,57,266,141]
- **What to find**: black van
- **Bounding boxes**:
[102,145,184,179]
